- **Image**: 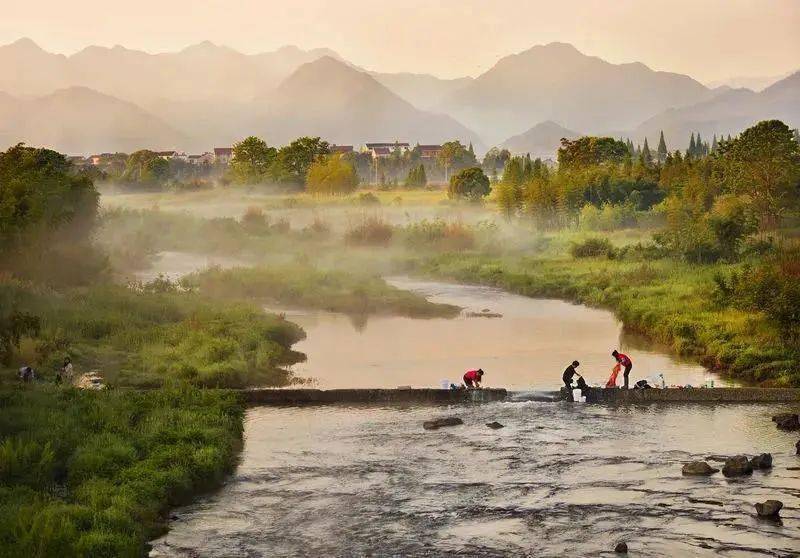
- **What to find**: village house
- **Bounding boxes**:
[330,145,354,154]
[418,145,442,159]
[214,147,233,165]
[364,142,410,158]
[188,152,214,165]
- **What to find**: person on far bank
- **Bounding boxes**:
[463,368,484,389]
[612,350,633,389]
[562,360,580,392]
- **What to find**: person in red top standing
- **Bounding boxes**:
[463,369,484,389]
[612,350,633,389]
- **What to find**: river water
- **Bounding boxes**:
[143,253,800,556]
[282,277,720,391]
[150,402,800,557]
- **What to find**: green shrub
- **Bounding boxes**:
[344,216,394,246]
[569,237,615,258]
[403,219,475,251]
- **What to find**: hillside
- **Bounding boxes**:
[632,71,800,148]
[500,121,580,158]
[0,87,184,154]
[441,42,711,145]
[259,57,481,147]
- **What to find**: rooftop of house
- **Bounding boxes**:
[366,142,410,149]
[214,147,233,155]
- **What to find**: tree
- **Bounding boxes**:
[482,147,510,174]
[404,164,427,188]
[122,150,170,184]
[641,138,653,167]
[557,137,628,168]
[438,141,466,181]
[496,157,524,219]
[448,167,490,201]
[657,131,668,163]
[230,136,277,184]
[719,120,800,230]
[0,144,98,254]
[688,133,696,158]
[305,154,358,196]
[273,137,330,185]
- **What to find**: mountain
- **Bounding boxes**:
[0,38,343,104]
[500,121,580,158]
[632,71,800,149]
[370,72,473,111]
[258,57,482,147]
[706,71,795,92]
[440,42,712,145]
[0,87,184,154]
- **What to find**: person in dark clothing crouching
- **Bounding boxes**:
[562,360,580,392]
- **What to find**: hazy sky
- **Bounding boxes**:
[2,0,798,82]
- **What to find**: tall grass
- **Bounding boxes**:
[183,264,460,319]
[0,386,243,557]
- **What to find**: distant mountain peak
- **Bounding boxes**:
[6,37,44,52]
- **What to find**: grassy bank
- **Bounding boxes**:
[183,264,460,318]
[0,385,242,557]
[1,278,305,389]
[412,251,799,386]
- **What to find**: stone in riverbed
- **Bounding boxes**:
[722,455,753,477]
[771,413,799,431]
[614,541,628,553]
[423,417,463,430]
[682,461,719,476]
[749,453,773,470]
[486,421,505,429]
[796,439,800,455]
[754,499,783,518]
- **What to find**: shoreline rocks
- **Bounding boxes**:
[485,421,505,429]
[771,413,799,431]
[722,455,753,477]
[682,461,719,476]
[748,453,772,470]
[614,541,628,553]
[423,417,463,430]
[754,499,783,518]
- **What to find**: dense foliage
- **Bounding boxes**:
[448,167,490,201]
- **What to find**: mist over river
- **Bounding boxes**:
[142,253,799,557]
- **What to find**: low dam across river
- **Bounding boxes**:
[242,387,800,406]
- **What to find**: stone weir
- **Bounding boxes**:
[243,388,508,406]
[561,387,800,403]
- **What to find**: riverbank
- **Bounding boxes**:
[411,252,800,387]
[0,385,244,557]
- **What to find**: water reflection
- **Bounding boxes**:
[283,278,721,390]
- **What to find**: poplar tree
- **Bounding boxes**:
[642,137,653,166]
[657,131,668,163]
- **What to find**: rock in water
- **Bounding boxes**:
[796,439,800,455]
[614,541,628,553]
[485,421,505,429]
[771,413,800,431]
[682,461,719,476]
[423,417,463,430]
[749,453,773,470]
[722,455,754,477]
[754,499,783,518]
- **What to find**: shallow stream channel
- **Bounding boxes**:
[143,253,800,557]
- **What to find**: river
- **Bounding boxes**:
[142,252,799,557]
